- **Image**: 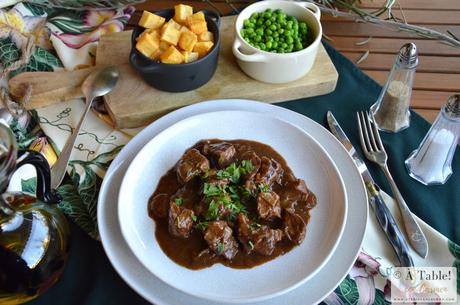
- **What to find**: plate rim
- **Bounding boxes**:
[98,99,368,305]
[117,109,348,303]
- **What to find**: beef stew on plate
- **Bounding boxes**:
[148,139,317,269]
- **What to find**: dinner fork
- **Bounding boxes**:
[357,111,428,258]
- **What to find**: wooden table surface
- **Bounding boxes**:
[132,0,460,123]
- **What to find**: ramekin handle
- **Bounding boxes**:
[298,2,321,20]
[232,39,268,63]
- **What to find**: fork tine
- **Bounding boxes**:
[367,111,385,152]
[363,110,379,151]
[357,111,371,153]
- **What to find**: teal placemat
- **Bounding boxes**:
[27,42,460,305]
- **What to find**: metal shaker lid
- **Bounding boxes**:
[444,94,460,118]
[397,43,418,68]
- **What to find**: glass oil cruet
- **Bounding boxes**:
[0,122,69,305]
[405,94,460,185]
[371,43,418,132]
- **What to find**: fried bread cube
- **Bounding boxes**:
[145,28,160,41]
[179,31,198,52]
[198,31,214,42]
[159,40,170,52]
[174,4,193,24]
[160,46,185,64]
[181,51,199,63]
[162,18,181,33]
[161,26,181,46]
[138,11,165,29]
[136,31,160,58]
[179,25,191,34]
[189,20,208,35]
[186,11,205,26]
[193,41,214,58]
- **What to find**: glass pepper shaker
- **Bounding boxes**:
[370,43,418,132]
[405,94,460,185]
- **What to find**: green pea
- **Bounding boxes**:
[266,36,274,42]
[256,28,264,35]
[265,8,272,13]
[265,20,271,26]
[278,28,284,34]
[282,43,288,49]
[264,12,272,19]
[266,29,273,36]
[266,41,272,49]
[259,42,266,50]
[286,36,294,44]
[255,35,262,42]
[256,18,264,25]
[273,31,279,38]
[295,42,303,50]
[269,24,277,31]
[272,41,278,48]
[246,28,254,34]
[270,16,276,22]
[274,9,282,14]
[286,21,293,30]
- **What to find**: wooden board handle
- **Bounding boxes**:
[8,67,97,110]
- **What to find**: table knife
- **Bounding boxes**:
[327,111,414,267]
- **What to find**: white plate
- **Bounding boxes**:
[118,111,347,303]
[98,99,368,305]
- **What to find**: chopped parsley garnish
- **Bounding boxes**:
[216,160,254,183]
[217,242,225,254]
[174,197,184,205]
[191,215,197,222]
[203,183,223,197]
[206,200,220,220]
[248,240,254,250]
[195,221,209,231]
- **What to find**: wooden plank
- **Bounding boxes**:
[414,109,438,123]
[322,22,460,39]
[328,37,460,56]
[358,0,460,10]
[322,10,460,25]
[364,70,460,91]
[343,52,460,74]
[411,90,454,109]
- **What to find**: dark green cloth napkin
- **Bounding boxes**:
[27,42,460,305]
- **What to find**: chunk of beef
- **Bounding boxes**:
[283,212,306,245]
[240,150,261,180]
[168,202,195,238]
[255,157,283,187]
[257,191,281,220]
[204,221,238,260]
[280,179,317,213]
[176,149,210,184]
[148,193,170,218]
[202,142,236,168]
[237,213,283,256]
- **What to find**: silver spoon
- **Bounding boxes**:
[50,66,119,189]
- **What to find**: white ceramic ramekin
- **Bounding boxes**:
[233,1,322,84]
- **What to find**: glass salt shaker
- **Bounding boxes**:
[405,94,460,185]
[370,43,418,132]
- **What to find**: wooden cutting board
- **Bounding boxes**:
[97,15,338,128]
[9,15,338,128]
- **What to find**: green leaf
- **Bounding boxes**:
[0,40,20,68]
[48,15,92,35]
[174,197,183,206]
[337,276,359,305]
[373,288,390,305]
[203,183,222,197]
[448,240,460,259]
[10,118,38,149]
[21,177,37,195]
[22,3,50,16]
[57,183,99,240]
[33,47,63,68]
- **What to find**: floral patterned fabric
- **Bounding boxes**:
[0,2,458,305]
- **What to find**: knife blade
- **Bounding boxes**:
[327,111,414,267]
